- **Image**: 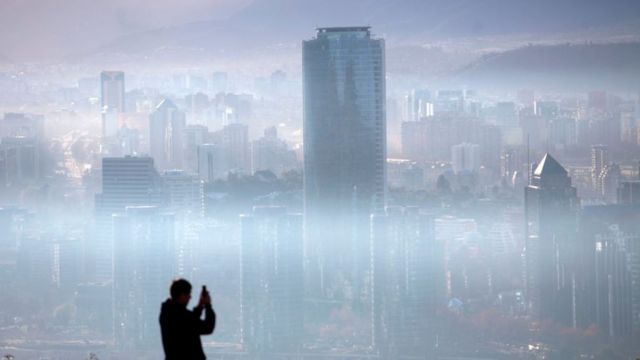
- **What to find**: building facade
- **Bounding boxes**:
[240,206,304,354]
[371,207,442,357]
[303,26,386,296]
[524,153,580,325]
[113,206,175,350]
[149,99,186,171]
[100,71,125,113]
[93,157,164,282]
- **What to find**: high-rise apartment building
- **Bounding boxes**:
[404,89,433,122]
[251,126,297,176]
[240,206,303,354]
[0,137,40,186]
[592,144,609,194]
[96,157,164,216]
[93,157,164,282]
[183,125,209,173]
[0,113,44,188]
[401,114,498,165]
[100,71,125,112]
[195,123,250,181]
[371,207,442,357]
[161,170,204,217]
[501,147,523,184]
[149,99,186,171]
[578,205,640,337]
[113,206,175,350]
[101,71,125,139]
[303,26,386,295]
[197,143,226,182]
[219,123,250,174]
[0,113,45,139]
[600,163,622,203]
[594,226,633,338]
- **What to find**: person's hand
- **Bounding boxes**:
[198,287,211,308]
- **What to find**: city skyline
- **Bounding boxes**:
[1,8,640,359]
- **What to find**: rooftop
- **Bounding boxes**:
[317,26,370,33]
[533,153,567,177]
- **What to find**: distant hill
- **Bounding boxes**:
[463,42,640,72]
[452,42,640,90]
[98,0,640,56]
[34,0,640,93]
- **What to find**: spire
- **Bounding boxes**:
[533,153,567,177]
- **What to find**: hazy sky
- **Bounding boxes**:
[0,0,250,60]
[1,0,639,63]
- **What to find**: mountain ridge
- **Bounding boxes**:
[82,0,640,59]
[450,41,640,90]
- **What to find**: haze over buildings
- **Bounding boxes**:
[1,3,640,360]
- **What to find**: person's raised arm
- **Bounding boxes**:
[194,286,216,335]
[198,302,216,335]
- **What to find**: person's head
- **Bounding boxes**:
[170,278,192,306]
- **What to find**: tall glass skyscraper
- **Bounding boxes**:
[524,153,579,325]
[303,27,386,298]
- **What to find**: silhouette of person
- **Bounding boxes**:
[159,279,216,360]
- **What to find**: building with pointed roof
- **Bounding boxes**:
[529,153,574,190]
[524,153,580,325]
[533,153,567,176]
